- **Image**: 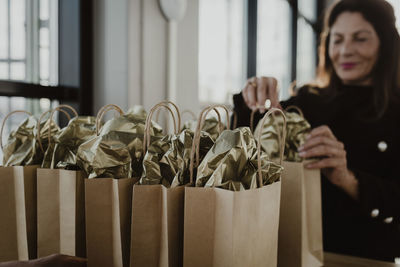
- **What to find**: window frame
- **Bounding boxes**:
[247,0,322,82]
[0,0,93,115]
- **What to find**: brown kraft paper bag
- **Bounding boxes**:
[183,108,285,267]
[36,168,86,257]
[130,101,186,267]
[184,183,281,267]
[0,165,38,262]
[130,185,184,267]
[278,161,323,267]
[0,110,48,261]
[85,178,137,267]
[36,106,87,257]
[81,104,155,267]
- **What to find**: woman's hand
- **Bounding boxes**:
[298,125,359,200]
[242,76,281,113]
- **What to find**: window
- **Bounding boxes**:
[38,0,59,86]
[0,0,93,163]
[257,0,292,100]
[0,0,60,162]
[0,0,27,81]
[296,0,317,88]
[198,0,319,105]
[198,0,400,113]
[198,0,246,106]
[386,0,400,31]
[0,0,57,84]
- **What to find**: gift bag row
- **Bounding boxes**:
[0,102,323,267]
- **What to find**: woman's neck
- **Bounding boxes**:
[342,77,373,86]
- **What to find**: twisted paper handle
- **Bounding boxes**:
[142,102,180,154]
[189,104,230,184]
[265,105,302,157]
[194,105,229,164]
[250,109,257,132]
[36,105,77,153]
[249,98,273,132]
[46,105,79,145]
[153,101,182,131]
[256,108,287,187]
[0,110,33,151]
[285,105,304,117]
[148,105,177,136]
[181,109,197,121]
[162,100,181,131]
[95,104,124,136]
[232,110,238,130]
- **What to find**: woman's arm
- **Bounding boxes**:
[353,169,400,222]
[301,125,400,223]
[299,125,360,200]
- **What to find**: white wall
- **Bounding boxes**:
[176,0,199,112]
[93,0,129,113]
[94,0,199,115]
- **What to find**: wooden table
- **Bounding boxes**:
[324,252,400,267]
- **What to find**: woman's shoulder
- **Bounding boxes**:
[282,84,328,107]
[281,84,334,127]
[295,84,327,97]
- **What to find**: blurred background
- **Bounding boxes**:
[0,0,399,159]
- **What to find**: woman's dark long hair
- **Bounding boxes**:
[316,0,400,119]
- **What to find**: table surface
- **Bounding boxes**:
[324,252,400,267]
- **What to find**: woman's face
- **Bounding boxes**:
[329,12,380,85]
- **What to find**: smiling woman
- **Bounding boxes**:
[234,0,400,262]
[316,0,400,119]
[328,12,380,86]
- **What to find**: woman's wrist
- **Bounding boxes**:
[341,170,359,200]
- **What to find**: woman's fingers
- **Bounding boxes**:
[248,84,257,110]
[241,76,280,112]
[243,83,257,110]
[257,77,268,113]
[267,77,279,108]
[299,125,344,159]
[305,157,346,169]
[248,76,258,110]
[307,125,337,140]
[299,136,344,152]
[299,144,345,159]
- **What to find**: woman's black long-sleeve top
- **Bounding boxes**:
[233,84,400,262]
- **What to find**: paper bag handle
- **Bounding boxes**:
[163,101,181,131]
[36,109,70,153]
[143,102,180,154]
[256,108,286,187]
[285,105,304,117]
[36,105,78,152]
[152,100,181,131]
[0,110,33,151]
[194,105,230,164]
[267,105,301,159]
[189,104,230,184]
[250,100,271,132]
[250,99,289,132]
[232,110,238,130]
[95,104,124,136]
[181,109,197,121]
[145,104,177,136]
[46,105,79,145]
[250,109,258,132]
